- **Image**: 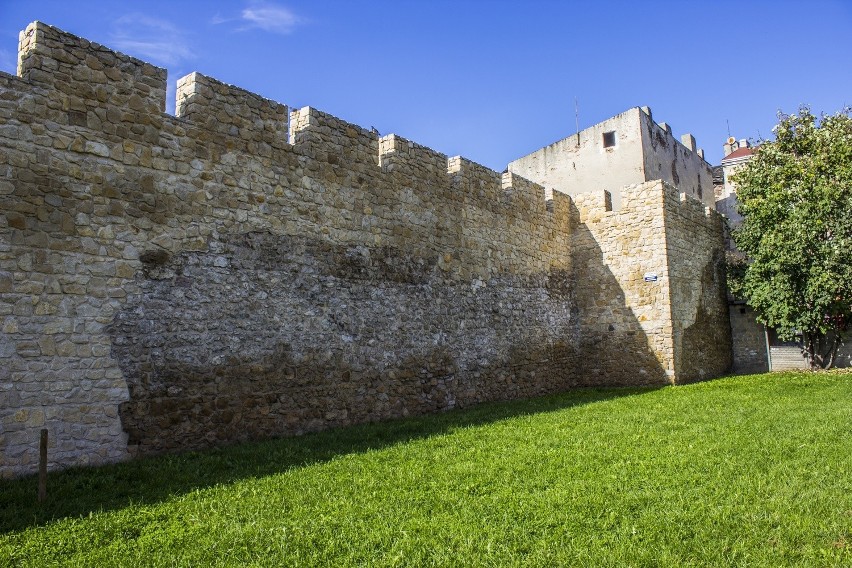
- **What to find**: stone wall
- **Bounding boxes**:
[0,22,732,478]
[729,306,852,373]
[1,22,175,477]
[569,180,730,385]
[571,185,673,384]
[728,305,769,373]
[663,189,732,381]
[0,22,579,477]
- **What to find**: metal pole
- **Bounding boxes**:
[575,97,580,147]
[764,326,772,372]
[38,428,47,503]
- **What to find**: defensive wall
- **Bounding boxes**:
[0,22,730,478]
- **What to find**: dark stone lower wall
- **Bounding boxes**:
[729,305,769,374]
[575,331,670,385]
[110,232,580,455]
[677,251,733,382]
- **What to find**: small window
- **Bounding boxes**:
[602,131,616,148]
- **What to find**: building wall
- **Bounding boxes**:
[508,108,714,210]
[0,22,732,478]
[640,113,714,207]
[570,180,731,385]
[508,109,647,210]
[728,305,769,374]
[729,306,852,372]
[716,157,750,226]
[0,23,584,477]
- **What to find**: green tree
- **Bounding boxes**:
[732,107,852,369]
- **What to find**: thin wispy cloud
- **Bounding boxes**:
[110,15,194,67]
[212,2,305,35]
[210,13,230,26]
[242,2,303,34]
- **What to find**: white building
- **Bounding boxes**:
[714,138,754,226]
[508,107,714,209]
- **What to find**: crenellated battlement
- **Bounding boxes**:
[572,190,614,223]
[288,106,379,169]
[5,21,565,226]
[0,21,731,478]
[3,20,715,235]
[569,180,722,256]
[447,156,503,202]
[632,182,723,232]
[675,190,717,219]
[176,72,289,156]
[501,172,549,216]
[18,21,166,115]
[378,134,447,186]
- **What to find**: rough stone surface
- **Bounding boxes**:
[0,22,732,478]
[728,305,769,374]
[571,182,731,384]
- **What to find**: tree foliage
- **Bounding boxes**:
[732,107,852,369]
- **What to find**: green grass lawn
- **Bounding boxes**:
[2,371,851,567]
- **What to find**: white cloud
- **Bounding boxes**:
[210,2,305,35]
[210,13,231,26]
[110,15,194,67]
[241,2,302,34]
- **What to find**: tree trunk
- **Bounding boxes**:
[802,332,841,370]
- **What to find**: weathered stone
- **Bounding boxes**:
[0,21,732,479]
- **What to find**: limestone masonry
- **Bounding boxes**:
[0,22,731,478]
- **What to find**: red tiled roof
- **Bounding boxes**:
[722,147,754,162]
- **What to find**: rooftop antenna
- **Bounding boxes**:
[575,97,580,147]
[726,119,731,138]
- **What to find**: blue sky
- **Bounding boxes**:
[1,1,850,169]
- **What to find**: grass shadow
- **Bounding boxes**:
[0,384,662,534]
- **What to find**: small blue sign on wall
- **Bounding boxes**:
[643,272,658,282]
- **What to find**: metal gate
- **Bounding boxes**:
[767,328,808,371]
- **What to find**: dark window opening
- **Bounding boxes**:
[602,131,616,148]
[698,186,703,199]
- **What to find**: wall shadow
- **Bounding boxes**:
[0,384,662,534]
[108,231,581,457]
[569,204,671,386]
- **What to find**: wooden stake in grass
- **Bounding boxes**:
[38,428,47,503]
